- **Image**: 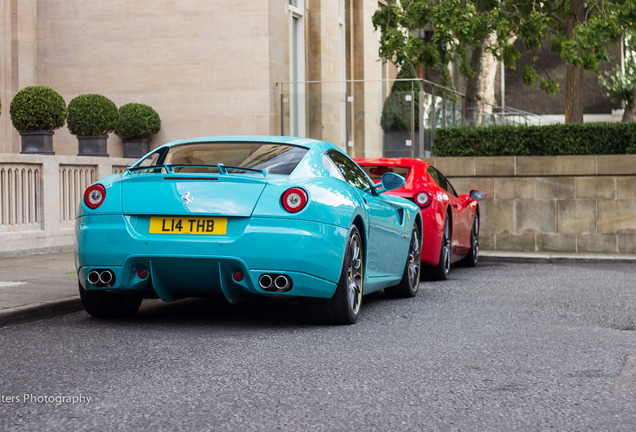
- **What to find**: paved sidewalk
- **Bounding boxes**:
[1,250,635,327]
[0,251,81,327]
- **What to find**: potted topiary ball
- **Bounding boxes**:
[67,94,119,157]
[115,103,161,158]
[9,86,67,155]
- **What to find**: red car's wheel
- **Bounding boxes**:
[423,214,451,281]
[459,211,479,267]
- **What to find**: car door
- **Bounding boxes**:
[325,150,405,279]
[428,167,472,254]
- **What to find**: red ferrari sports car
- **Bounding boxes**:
[356,158,486,280]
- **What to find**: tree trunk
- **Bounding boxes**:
[565,64,584,123]
[464,34,499,126]
[623,99,636,122]
[564,0,585,124]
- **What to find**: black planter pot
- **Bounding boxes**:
[20,130,55,155]
[77,135,109,157]
[123,137,150,159]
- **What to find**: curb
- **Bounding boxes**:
[480,251,636,264]
[0,296,83,328]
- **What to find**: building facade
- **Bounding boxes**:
[1,0,386,158]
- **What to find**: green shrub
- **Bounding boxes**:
[435,122,636,156]
[381,61,422,131]
[9,86,67,132]
[67,94,119,136]
[115,103,161,139]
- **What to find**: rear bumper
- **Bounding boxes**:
[75,214,347,302]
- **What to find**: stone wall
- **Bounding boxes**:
[3,153,633,256]
[0,154,134,256]
[433,155,636,255]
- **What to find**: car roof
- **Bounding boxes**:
[355,157,432,168]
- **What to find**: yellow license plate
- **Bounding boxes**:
[149,217,227,235]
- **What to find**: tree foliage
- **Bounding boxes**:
[373,0,636,123]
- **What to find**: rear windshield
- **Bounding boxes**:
[360,165,411,182]
[135,142,308,175]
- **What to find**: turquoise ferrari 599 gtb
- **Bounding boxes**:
[75,136,422,324]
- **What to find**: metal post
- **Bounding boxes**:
[461,95,466,127]
[346,94,353,155]
[442,98,447,128]
[430,86,436,155]
[280,91,286,136]
[418,90,425,158]
[410,89,415,159]
[501,61,505,111]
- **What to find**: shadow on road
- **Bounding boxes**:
[79,290,391,328]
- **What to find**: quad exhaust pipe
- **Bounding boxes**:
[259,274,273,290]
[258,274,292,292]
[87,269,116,287]
[274,275,291,291]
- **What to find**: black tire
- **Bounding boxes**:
[385,225,421,298]
[79,282,142,318]
[458,211,479,267]
[423,214,451,281]
[320,225,364,324]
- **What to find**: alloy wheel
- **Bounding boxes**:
[346,233,363,315]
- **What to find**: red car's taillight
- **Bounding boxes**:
[415,190,433,208]
[281,187,308,213]
[84,184,106,209]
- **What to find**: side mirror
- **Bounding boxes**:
[469,189,486,201]
[380,172,406,193]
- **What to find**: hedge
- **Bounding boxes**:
[435,122,636,156]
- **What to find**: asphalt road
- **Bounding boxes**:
[1,261,635,431]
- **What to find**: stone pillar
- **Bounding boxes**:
[0,0,38,154]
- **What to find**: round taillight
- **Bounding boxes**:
[415,190,432,208]
[281,187,308,213]
[84,184,106,209]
